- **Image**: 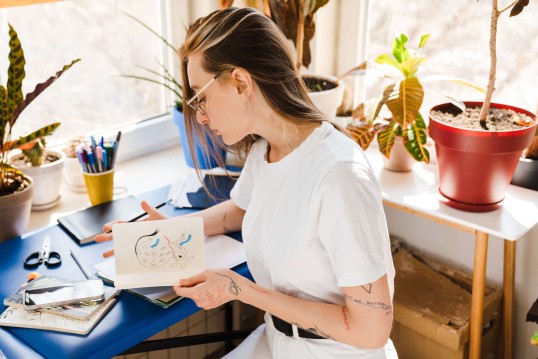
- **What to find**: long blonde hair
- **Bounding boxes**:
[179,7,328,172]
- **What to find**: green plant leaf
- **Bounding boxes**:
[392,34,409,63]
[400,55,426,78]
[6,122,60,151]
[120,75,183,100]
[375,54,402,72]
[377,121,401,158]
[418,34,430,49]
[123,12,177,54]
[7,24,26,123]
[510,0,529,17]
[0,86,8,143]
[421,74,485,93]
[403,114,429,163]
[347,123,376,151]
[10,59,80,127]
[385,77,424,128]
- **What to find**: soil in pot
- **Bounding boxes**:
[0,171,31,196]
[10,152,62,168]
[431,105,534,131]
[303,76,338,93]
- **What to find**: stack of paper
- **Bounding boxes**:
[0,276,120,335]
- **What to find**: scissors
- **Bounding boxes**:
[23,236,62,269]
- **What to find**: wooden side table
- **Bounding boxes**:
[365,151,538,359]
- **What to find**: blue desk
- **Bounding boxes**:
[0,186,251,358]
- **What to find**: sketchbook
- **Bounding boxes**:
[58,195,144,244]
[112,216,206,289]
[3,276,120,321]
[0,298,116,335]
[168,173,237,209]
[95,233,247,308]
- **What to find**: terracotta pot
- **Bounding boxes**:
[429,102,537,212]
[0,177,33,242]
[382,137,415,172]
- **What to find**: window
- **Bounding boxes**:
[367,1,538,115]
[0,0,172,149]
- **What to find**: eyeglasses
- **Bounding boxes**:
[185,74,219,116]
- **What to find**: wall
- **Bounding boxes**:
[384,206,538,359]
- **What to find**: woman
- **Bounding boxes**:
[98,7,396,358]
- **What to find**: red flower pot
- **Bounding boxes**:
[429,102,537,212]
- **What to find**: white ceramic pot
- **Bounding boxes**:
[304,74,345,122]
[0,177,33,242]
[64,157,87,192]
[10,149,66,210]
[382,137,415,172]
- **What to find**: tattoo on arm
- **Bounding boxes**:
[341,306,351,330]
[344,294,392,315]
[216,273,241,296]
[361,284,372,294]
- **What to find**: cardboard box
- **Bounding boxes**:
[391,249,502,359]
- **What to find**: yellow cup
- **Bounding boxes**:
[82,169,114,206]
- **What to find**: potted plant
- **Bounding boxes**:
[8,123,66,210]
[0,23,80,242]
[511,132,538,191]
[121,13,225,170]
[343,33,483,172]
[220,0,343,120]
[62,135,87,192]
[428,0,536,212]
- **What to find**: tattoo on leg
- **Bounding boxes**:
[222,211,229,233]
[361,284,372,294]
[344,294,392,315]
[216,273,241,296]
[341,306,351,330]
[292,322,335,340]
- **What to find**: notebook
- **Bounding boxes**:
[57,196,144,244]
[95,234,247,308]
[169,173,238,209]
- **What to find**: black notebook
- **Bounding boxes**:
[58,196,144,244]
[169,173,238,209]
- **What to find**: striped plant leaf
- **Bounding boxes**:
[0,86,8,143]
[385,77,424,129]
[347,123,376,151]
[7,24,26,123]
[5,122,60,151]
[377,122,402,159]
[403,114,429,163]
[10,59,80,126]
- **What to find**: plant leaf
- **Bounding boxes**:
[392,34,409,63]
[120,75,183,100]
[418,34,430,49]
[403,114,429,163]
[10,59,80,127]
[123,12,177,54]
[7,24,26,123]
[510,0,529,17]
[422,74,485,93]
[347,123,376,150]
[385,77,424,128]
[377,121,401,158]
[5,122,60,150]
[0,86,8,143]
[400,55,426,78]
[375,54,402,72]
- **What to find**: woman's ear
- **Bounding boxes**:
[230,68,252,99]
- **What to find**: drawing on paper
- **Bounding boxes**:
[135,228,195,269]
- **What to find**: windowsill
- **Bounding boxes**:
[25,144,189,234]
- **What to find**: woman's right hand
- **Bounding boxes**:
[94,200,168,258]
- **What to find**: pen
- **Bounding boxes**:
[70,248,94,279]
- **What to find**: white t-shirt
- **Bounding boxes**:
[230,122,395,305]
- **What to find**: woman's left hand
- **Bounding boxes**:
[174,269,245,309]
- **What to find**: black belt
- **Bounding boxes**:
[271,315,325,340]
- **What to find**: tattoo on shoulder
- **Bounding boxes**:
[216,273,241,296]
[292,322,335,340]
[344,294,392,315]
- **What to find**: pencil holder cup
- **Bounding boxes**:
[82,169,114,206]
